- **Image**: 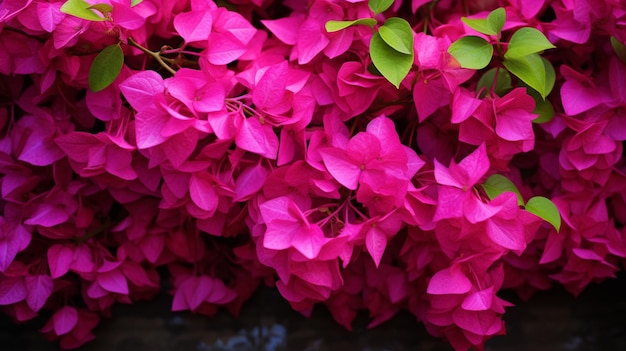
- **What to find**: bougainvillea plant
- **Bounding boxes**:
[1,0,626,349]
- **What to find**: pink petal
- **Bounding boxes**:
[189,173,219,212]
[97,269,129,295]
[253,61,288,109]
[235,117,278,159]
[365,225,387,267]
[319,148,360,190]
[0,277,26,305]
[48,244,73,279]
[461,286,494,311]
[174,10,212,43]
[427,267,472,295]
[296,19,329,64]
[234,163,268,201]
[53,306,78,336]
[25,275,53,312]
[119,70,164,110]
[261,15,304,45]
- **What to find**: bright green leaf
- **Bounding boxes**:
[532,98,555,123]
[476,67,512,97]
[611,36,626,64]
[541,56,555,100]
[461,7,506,36]
[448,36,493,70]
[461,17,496,36]
[370,31,413,89]
[368,0,394,15]
[481,174,524,206]
[131,0,143,6]
[325,18,377,32]
[526,196,561,232]
[89,44,124,92]
[378,17,414,54]
[487,8,506,35]
[504,27,555,59]
[60,0,106,21]
[503,53,550,99]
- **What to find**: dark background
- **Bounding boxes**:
[2,274,625,351]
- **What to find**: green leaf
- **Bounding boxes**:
[481,174,524,206]
[503,53,552,99]
[461,17,496,36]
[89,44,124,92]
[60,0,106,21]
[526,196,561,232]
[370,31,413,89]
[461,7,506,36]
[448,36,493,70]
[532,98,555,123]
[541,56,556,99]
[368,0,394,15]
[487,8,506,35]
[325,18,377,33]
[378,17,414,54]
[131,0,143,6]
[476,67,512,97]
[504,27,555,59]
[611,36,626,64]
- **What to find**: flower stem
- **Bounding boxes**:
[127,37,176,75]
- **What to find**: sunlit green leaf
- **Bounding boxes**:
[131,0,143,6]
[378,17,414,54]
[461,17,496,36]
[370,31,413,88]
[476,67,512,97]
[448,36,493,70]
[526,196,561,232]
[504,53,552,99]
[487,8,506,35]
[461,7,506,36]
[60,0,106,21]
[325,18,377,32]
[89,44,124,92]
[368,0,394,15]
[505,27,555,59]
[481,174,524,206]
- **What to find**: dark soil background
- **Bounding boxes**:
[2,273,625,351]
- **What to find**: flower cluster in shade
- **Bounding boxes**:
[1,0,626,350]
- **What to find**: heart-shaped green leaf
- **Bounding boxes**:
[526,196,561,232]
[504,53,554,99]
[325,18,377,32]
[481,174,524,206]
[60,0,106,21]
[505,27,555,59]
[487,7,506,35]
[448,36,493,70]
[368,0,394,14]
[461,7,506,36]
[378,17,414,54]
[476,67,512,97]
[370,31,413,88]
[89,44,124,92]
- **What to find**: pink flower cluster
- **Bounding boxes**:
[1,0,626,350]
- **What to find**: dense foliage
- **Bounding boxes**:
[1,0,626,349]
